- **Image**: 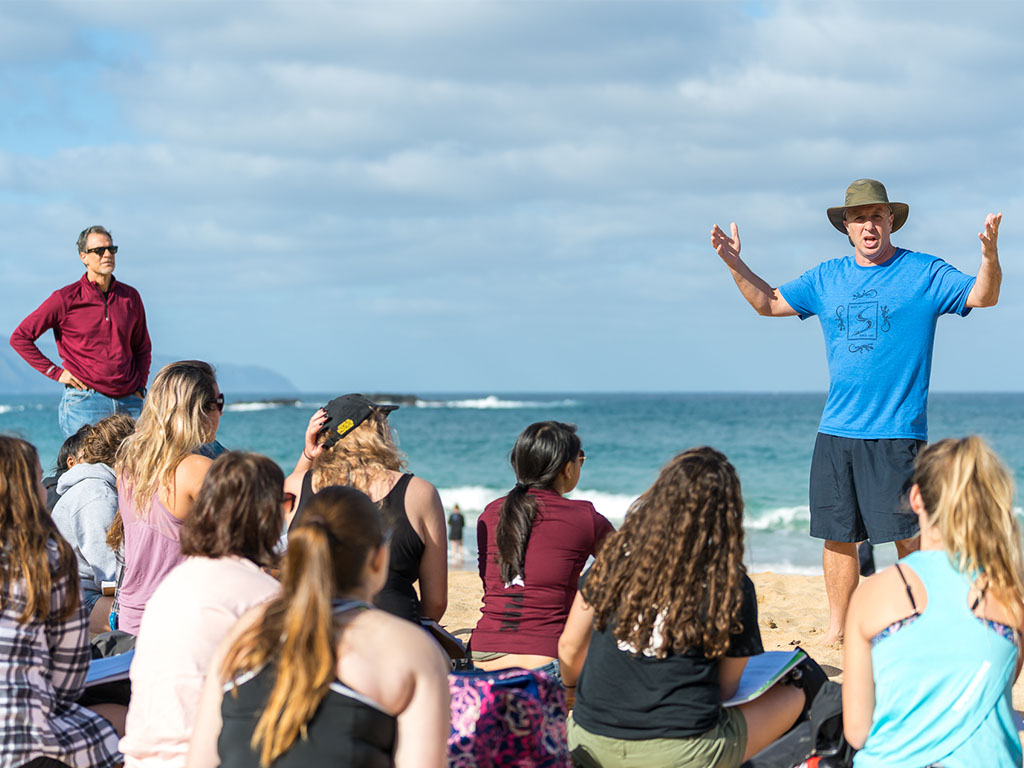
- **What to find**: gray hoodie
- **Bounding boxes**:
[52,462,119,594]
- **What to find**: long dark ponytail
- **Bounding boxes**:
[496,421,581,584]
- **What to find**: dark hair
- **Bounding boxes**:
[220,485,386,766]
[1,437,80,623]
[180,452,284,566]
[583,447,746,659]
[77,413,135,466]
[77,225,112,253]
[55,425,91,472]
[496,421,581,584]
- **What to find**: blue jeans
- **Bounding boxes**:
[58,387,143,438]
[82,586,102,614]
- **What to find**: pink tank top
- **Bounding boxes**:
[117,484,185,635]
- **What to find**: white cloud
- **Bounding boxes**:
[0,1,1021,391]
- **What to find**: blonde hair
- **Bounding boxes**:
[311,410,406,495]
[913,436,1024,623]
[115,360,218,517]
[220,486,386,766]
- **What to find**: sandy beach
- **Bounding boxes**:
[443,568,1024,711]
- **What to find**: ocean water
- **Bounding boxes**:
[3,392,1023,574]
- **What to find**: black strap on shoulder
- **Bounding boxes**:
[288,470,316,533]
[970,578,988,612]
[894,563,920,615]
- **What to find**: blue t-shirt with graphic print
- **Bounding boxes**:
[778,248,975,440]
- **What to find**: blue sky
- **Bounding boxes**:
[1,1,1021,393]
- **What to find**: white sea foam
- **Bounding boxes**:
[437,486,501,514]
[745,506,810,531]
[224,401,297,412]
[436,485,636,525]
[416,395,578,409]
[746,561,824,576]
[567,488,635,524]
[436,490,815,534]
[0,405,12,415]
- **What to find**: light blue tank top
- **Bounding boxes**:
[854,550,1021,768]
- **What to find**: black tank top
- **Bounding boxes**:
[217,601,397,768]
[292,472,425,623]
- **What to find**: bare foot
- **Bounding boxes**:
[817,631,844,648]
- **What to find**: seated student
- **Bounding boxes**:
[52,413,135,634]
[558,447,804,768]
[120,452,285,768]
[471,421,613,680]
[0,436,122,768]
[43,424,91,512]
[114,361,222,634]
[187,485,450,768]
[285,395,447,624]
[844,436,1024,768]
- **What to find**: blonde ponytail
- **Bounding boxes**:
[914,436,1024,624]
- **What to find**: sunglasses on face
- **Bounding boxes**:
[280,492,296,515]
[206,393,225,413]
[578,449,586,464]
[84,245,118,256]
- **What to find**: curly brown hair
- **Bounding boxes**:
[77,413,135,466]
[582,446,747,659]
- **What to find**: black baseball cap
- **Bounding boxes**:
[321,394,399,448]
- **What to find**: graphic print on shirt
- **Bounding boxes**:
[836,289,892,354]
[500,593,525,632]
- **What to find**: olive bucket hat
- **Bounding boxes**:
[827,179,909,234]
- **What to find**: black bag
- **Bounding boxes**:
[740,681,854,768]
[78,631,136,707]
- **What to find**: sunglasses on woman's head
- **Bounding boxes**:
[206,393,225,413]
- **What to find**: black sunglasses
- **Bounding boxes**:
[280,492,296,514]
[84,245,118,256]
[206,392,225,413]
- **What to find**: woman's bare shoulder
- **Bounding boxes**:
[177,453,213,484]
[338,608,448,710]
[404,475,443,514]
[849,561,926,638]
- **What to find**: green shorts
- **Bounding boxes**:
[567,708,747,768]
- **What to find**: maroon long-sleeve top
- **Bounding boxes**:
[10,274,151,398]
[473,488,615,657]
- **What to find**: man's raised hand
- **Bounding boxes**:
[711,222,742,268]
[979,213,1002,260]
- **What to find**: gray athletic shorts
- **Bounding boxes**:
[809,433,923,544]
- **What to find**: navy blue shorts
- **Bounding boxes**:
[809,433,922,544]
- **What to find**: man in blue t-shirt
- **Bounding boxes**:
[710,179,1003,645]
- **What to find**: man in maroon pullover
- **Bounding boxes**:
[11,225,151,437]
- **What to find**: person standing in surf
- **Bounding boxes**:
[710,179,1002,645]
[448,503,466,564]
